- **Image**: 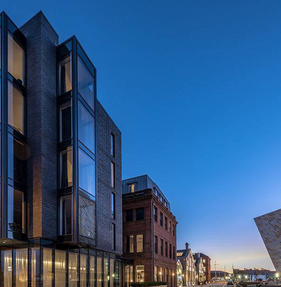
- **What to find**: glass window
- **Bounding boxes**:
[97,256,103,287]
[114,261,121,287]
[136,265,145,283]
[160,212,163,226]
[111,193,115,219]
[2,250,12,287]
[165,242,168,257]
[55,250,66,287]
[8,82,24,134]
[89,255,96,287]
[136,208,144,221]
[165,268,168,283]
[110,259,114,287]
[79,148,95,195]
[8,134,25,184]
[60,196,72,235]
[78,56,95,110]
[78,101,95,153]
[43,249,52,287]
[58,54,72,95]
[160,239,163,256]
[136,235,144,252]
[60,101,72,142]
[111,133,115,157]
[60,147,73,188]
[128,183,135,193]
[154,236,158,254]
[165,217,168,230]
[80,254,87,287]
[104,257,109,286]
[15,249,28,287]
[127,235,134,253]
[154,266,158,282]
[112,223,116,250]
[126,209,133,222]
[154,206,158,222]
[8,34,25,85]
[31,248,40,287]
[111,162,115,188]
[79,194,95,239]
[159,267,163,282]
[169,244,172,258]
[169,221,171,233]
[8,186,25,234]
[69,253,78,287]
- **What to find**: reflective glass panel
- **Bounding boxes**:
[80,254,87,287]
[43,249,52,287]
[79,148,95,195]
[2,250,12,287]
[31,248,40,287]
[8,34,25,85]
[60,101,72,142]
[8,134,25,184]
[79,194,95,239]
[60,147,73,188]
[8,81,24,134]
[110,259,114,287]
[69,253,78,287]
[55,250,66,287]
[97,256,102,287]
[104,257,109,285]
[136,265,145,282]
[59,54,72,95]
[8,186,25,234]
[78,56,95,110]
[78,101,95,153]
[60,195,72,235]
[15,249,28,287]
[136,235,144,253]
[89,255,96,287]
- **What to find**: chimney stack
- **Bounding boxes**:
[185,242,189,250]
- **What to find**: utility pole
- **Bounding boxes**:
[214,261,219,278]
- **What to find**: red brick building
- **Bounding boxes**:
[122,175,177,286]
[199,253,211,283]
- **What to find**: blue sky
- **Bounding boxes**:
[3,0,281,272]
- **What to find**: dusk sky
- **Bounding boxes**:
[3,0,281,272]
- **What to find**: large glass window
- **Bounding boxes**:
[15,249,28,287]
[69,253,78,287]
[58,54,72,95]
[136,234,144,253]
[110,259,114,287]
[55,250,66,287]
[8,134,25,184]
[78,56,95,110]
[79,148,95,195]
[127,235,134,253]
[79,194,95,239]
[60,196,72,235]
[154,236,158,254]
[111,193,115,219]
[43,249,52,287]
[78,101,95,153]
[154,206,158,222]
[60,101,72,142]
[89,255,96,287]
[2,250,12,287]
[97,256,103,287]
[104,257,109,286]
[126,209,133,222]
[8,81,24,134]
[31,248,40,287]
[114,261,121,287]
[80,254,87,287]
[8,34,25,85]
[136,265,145,283]
[60,147,73,188]
[136,208,144,221]
[8,186,25,234]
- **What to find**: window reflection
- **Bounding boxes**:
[69,253,78,287]
[8,34,25,86]
[79,148,95,196]
[60,147,73,188]
[8,186,25,234]
[8,81,24,134]
[60,196,72,235]
[15,249,28,287]
[80,254,87,287]
[60,101,72,142]
[55,250,66,287]
[2,250,12,287]
[78,56,95,110]
[78,101,95,153]
[59,54,72,95]
[43,249,52,287]
[89,255,96,287]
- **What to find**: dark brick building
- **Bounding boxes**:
[122,175,177,286]
[0,11,128,287]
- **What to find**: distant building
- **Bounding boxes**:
[122,175,177,286]
[194,253,206,284]
[199,253,211,283]
[233,269,277,281]
[255,209,281,273]
[177,260,184,287]
[177,243,196,286]
[211,271,232,279]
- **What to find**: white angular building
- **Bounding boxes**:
[255,209,281,273]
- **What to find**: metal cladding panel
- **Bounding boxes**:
[255,209,281,272]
